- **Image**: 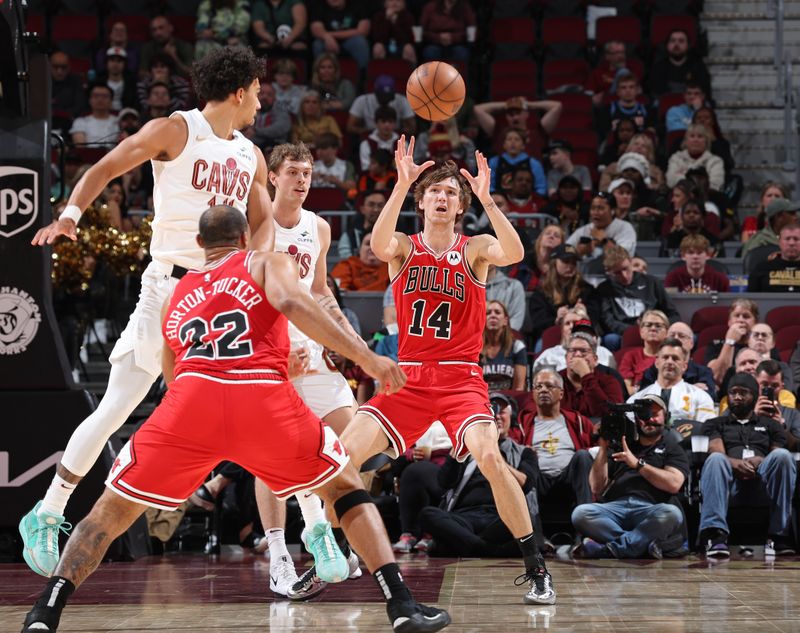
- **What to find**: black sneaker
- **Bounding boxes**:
[22,605,61,632]
[516,556,556,605]
[387,600,451,633]
[701,529,730,559]
[286,565,327,601]
[765,536,796,557]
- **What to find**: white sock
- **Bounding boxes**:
[267,528,290,562]
[40,474,76,517]
[296,492,326,529]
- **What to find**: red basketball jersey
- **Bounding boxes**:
[392,233,486,363]
[163,251,289,379]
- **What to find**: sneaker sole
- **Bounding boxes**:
[523,590,556,606]
[393,611,451,633]
[287,579,328,601]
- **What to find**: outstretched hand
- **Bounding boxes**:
[460,150,491,203]
[394,135,435,187]
[31,217,78,245]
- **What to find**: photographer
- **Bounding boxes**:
[572,395,689,559]
[698,373,796,558]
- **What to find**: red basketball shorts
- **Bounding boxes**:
[106,374,349,510]
[359,361,495,461]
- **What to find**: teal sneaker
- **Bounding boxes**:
[19,501,72,577]
[301,521,349,584]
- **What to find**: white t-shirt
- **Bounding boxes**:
[69,114,119,148]
[566,218,637,259]
[349,93,414,130]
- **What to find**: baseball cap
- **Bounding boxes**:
[608,178,635,194]
[638,393,667,412]
[106,46,127,59]
[617,151,649,177]
[549,243,579,261]
[571,318,596,335]
[374,74,395,103]
[489,392,519,417]
[118,107,140,121]
[545,139,573,154]
[765,198,800,218]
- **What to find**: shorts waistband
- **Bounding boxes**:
[398,360,481,367]
[176,368,287,384]
[149,260,191,280]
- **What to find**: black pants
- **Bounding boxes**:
[418,505,516,557]
[533,449,593,506]
[398,460,444,536]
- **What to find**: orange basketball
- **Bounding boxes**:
[406,61,466,122]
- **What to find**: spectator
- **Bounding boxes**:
[95,21,140,76]
[681,107,735,172]
[661,199,721,258]
[666,81,708,134]
[488,127,546,196]
[348,74,416,135]
[619,309,670,394]
[338,190,386,259]
[412,119,477,173]
[684,166,729,237]
[753,361,800,437]
[545,140,592,196]
[610,153,664,240]
[356,148,397,194]
[310,52,357,112]
[194,0,251,59]
[272,58,306,116]
[629,338,716,423]
[474,96,563,159]
[96,47,137,112]
[140,16,194,78]
[251,0,308,52]
[391,421,452,553]
[572,394,688,559]
[521,368,594,506]
[310,0,371,70]
[418,395,537,557]
[535,312,616,373]
[720,354,796,413]
[664,234,730,293]
[743,200,800,266]
[698,373,796,558]
[666,124,725,191]
[312,132,357,193]
[599,133,666,194]
[70,84,119,148]
[599,71,654,140]
[331,232,390,291]
[744,327,797,396]
[598,117,637,170]
[485,265,526,332]
[741,181,788,244]
[567,192,637,265]
[559,330,624,419]
[705,299,759,385]
[359,105,399,170]
[245,81,291,151]
[586,40,644,107]
[542,175,589,236]
[506,222,563,292]
[648,28,711,98]
[371,0,417,65]
[506,168,544,215]
[480,300,528,391]
[630,256,648,274]
[639,321,717,399]
[595,245,680,349]
[528,244,597,343]
[51,52,86,121]
[291,90,342,147]
[419,0,476,63]
[748,222,800,292]
[141,81,172,122]
[136,53,192,114]
[609,178,635,222]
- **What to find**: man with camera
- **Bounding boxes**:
[698,372,797,558]
[571,394,689,559]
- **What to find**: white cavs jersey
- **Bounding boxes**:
[273,208,325,370]
[150,109,257,269]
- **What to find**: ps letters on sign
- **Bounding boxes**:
[0,166,38,238]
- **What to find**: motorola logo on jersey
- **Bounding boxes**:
[191,158,251,203]
[285,244,312,278]
[0,166,38,238]
[402,266,465,301]
[446,251,462,265]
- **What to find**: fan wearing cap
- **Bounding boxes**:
[747,221,800,292]
[348,74,416,136]
[96,21,140,76]
[545,140,592,197]
[572,393,689,560]
[527,243,598,343]
[534,310,616,373]
[742,198,800,262]
[96,47,138,113]
[698,372,796,558]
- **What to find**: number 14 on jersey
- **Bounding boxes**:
[408,300,452,339]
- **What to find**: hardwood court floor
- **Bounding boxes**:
[2,549,800,632]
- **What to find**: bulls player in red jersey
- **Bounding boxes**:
[339,137,557,605]
[20,205,451,633]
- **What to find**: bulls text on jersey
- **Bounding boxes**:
[401,265,466,302]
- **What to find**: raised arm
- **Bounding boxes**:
[463,150,524,268]
[32,116,188,245]
[247,148,274,252]
[370,135,433,266]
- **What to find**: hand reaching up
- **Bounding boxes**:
[459,150,491,203]
[394,135,435,187]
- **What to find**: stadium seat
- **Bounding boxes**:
[490,17,536,60]
[541,16,587,59]
[551,93,593,129]
[595,16,642,48]
[766,306,800,333]
[165,0,202,15]
[658,92,686,122]
[695,324,727,350]
[170,15,197,43]
[537,0,585,17]
[52,14,98,41]
[550,128,598,151]
[621,325,642,348]
[774,325,800,352]
[490,75,537,101]
[542,58,590,94]
[539,324,561,350]
[780,348,793,363]
[651,14,697,48]
[690,305,729,333]
[337,57,360,88]
[25,13,45,36]
[105,15,151,42]
[366,59,413,92]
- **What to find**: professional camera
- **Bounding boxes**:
[599,400,653,452]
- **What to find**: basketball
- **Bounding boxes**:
[406,61,466,122]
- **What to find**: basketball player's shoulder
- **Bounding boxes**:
[137,113,188,153]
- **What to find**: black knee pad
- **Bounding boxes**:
[334,489,373,521]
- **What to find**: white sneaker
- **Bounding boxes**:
[347,550,362,579]
[269,555,299,597]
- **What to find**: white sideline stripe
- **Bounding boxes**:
[177,372,283,384]
[115,478,185,504]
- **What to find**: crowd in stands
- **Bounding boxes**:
[36,0,800,558]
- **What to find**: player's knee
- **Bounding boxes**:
[474,449,505,481]
[332,488,374,522]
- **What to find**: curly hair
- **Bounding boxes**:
[266,142,314,197]
[413,160,472,220]
[191,46,264,103]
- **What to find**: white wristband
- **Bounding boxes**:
[60,205,82,224]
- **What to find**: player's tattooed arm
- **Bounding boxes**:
[316,294,362,342]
